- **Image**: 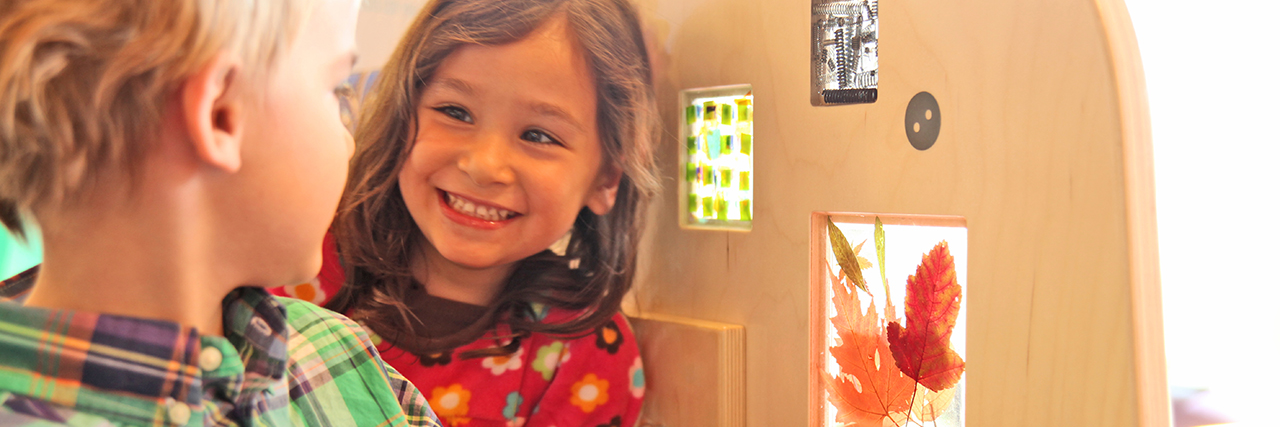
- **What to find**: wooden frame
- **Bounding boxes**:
[678,84,755,232]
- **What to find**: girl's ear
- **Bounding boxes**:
[180,51,244,173]
[585,165,623,215]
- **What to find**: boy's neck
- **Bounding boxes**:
[414,243,515,307]
[29,249,230,336]
[24,172,239,337]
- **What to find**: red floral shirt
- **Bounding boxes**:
[270,234,645,427]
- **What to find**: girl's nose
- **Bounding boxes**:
[457,132,515,186]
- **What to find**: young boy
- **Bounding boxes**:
[0,1,440,425]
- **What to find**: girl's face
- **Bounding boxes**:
[398,17,619,271]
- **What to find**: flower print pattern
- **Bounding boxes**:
[282,278,327,305]
[502,391,524,421]
[420,351,452,367]
[628,356,645,399]
[533,341,565,381]
[570,373,610,413]
[483,347,524,376]
[595,320,623,354]
[429,383,472,421]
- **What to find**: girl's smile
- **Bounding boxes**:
[438,189,521,230]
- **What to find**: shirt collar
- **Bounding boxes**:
[0,266,292,425]
[220,286,290,380]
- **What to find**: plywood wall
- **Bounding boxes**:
[625,0,1169,425]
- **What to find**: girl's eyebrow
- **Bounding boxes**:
[431,77,477,96]
[529,102,584,132]
[430,77,583,132]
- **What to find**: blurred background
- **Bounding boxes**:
[0,0,1276,425]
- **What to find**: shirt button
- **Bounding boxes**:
[199,346,223,371]
[165,397,191,425]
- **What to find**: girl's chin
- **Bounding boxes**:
[433,245,516,270]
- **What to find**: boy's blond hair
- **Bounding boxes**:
[0,0,312,236]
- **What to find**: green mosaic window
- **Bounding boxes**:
[679,85,753,231]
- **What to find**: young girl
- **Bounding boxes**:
[273,0,658,425]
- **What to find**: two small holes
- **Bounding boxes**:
[905,92,940,151]
[912,108,933,133]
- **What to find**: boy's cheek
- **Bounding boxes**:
[344,131,355,158]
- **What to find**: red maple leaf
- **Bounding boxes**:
[887,241,965,392]
[826,262,915,424]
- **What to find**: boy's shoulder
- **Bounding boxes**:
[0,277,439,427]
[275,293,356,329]
[272,294,381,358]
[270,295,443,427]
[0,277,208,426]
[0,392,116,427]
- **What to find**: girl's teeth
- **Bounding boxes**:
[446,192,513,221]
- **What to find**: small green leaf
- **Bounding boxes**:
[828,216,869,294]
[875,216,889,299]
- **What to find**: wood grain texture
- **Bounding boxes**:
[630,314,745,427]
[627,0,1169,425]
[1093,1,1170,425]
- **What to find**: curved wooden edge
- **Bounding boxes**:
[1094,1,1171,425]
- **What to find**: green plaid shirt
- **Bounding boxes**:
[0,267,441,426]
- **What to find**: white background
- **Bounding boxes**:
[1127,0,1280,422]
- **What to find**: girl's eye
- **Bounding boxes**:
[434,105,473,124]
[521,129,562,146]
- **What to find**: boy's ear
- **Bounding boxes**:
[585,165,623,216]
[180,52,244,173]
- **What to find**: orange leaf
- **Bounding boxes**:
[826,262,915,424]
[887,242,965,392]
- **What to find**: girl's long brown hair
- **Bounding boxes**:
[326,0,658,359]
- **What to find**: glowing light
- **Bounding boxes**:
[679,85,753,231]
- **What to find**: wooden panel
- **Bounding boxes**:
[630,314,745,427]
[627,0,1169,425]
